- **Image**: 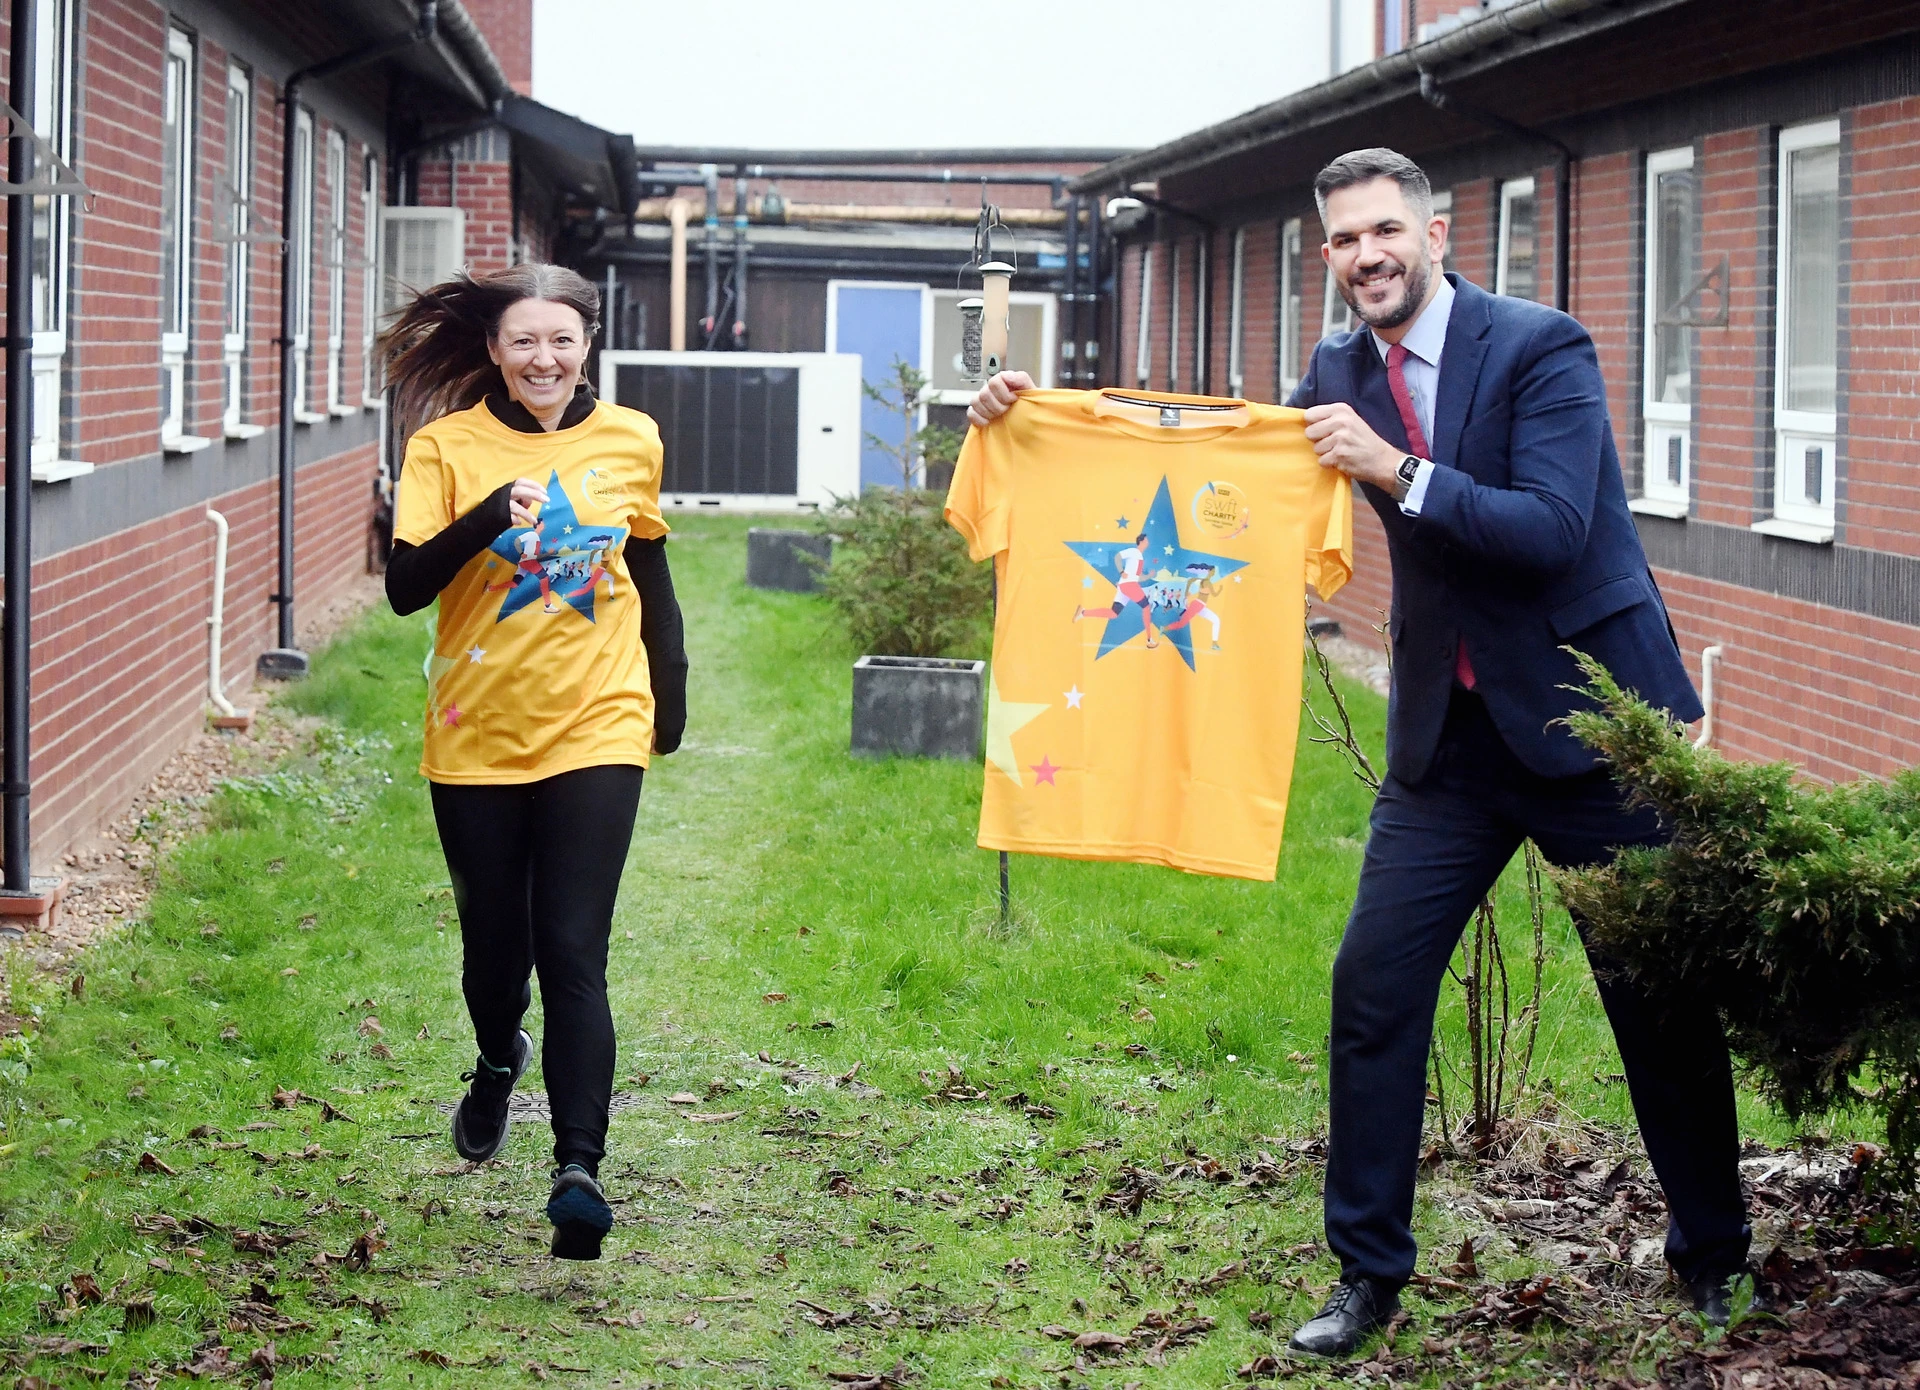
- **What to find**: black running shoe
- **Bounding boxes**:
[547,1164,613,1261]
[450,1029,532,1162]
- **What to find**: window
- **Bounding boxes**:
[324,128,347,412]
[1133,243,1153,387]
[1192,236,1208,393]
[159,28,203,450]
[1497,176,1538,301]
[1321,263,1353,340]
[361,154,380,401]
[290,108,317,420]
[1166,242,1181,391]
[1382,0,1405,53]
[1769,120,1840,536]
[221,62,259,436]
[1277,218,1302,397]
[29,0,78,476]
[1226,227,1245,397]
[1432,189,1457,275]
[1635,147,1696,515]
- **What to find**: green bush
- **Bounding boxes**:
[1555,652,1920,1191]
[816,358,991,658]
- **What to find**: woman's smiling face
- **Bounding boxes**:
[488,297,589,423]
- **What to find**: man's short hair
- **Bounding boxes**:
[1313,148,1434,227]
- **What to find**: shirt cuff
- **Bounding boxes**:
[1398,459,1436,516]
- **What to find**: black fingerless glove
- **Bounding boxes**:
[626,536,688,754]
[385,482,514,615]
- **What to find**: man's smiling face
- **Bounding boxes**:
[1321,176,1448,333]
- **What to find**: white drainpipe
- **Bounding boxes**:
[1693,645,1724,750]
[206,508,240,720]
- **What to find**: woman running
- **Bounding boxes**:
[380,263,687,1261]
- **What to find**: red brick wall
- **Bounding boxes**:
[1570,152,1637,466]
[415,156,516,271]
[1443,178,1494,290]
[464,0,532,96]
[1694,127,1771,528]
[1115,242,1142,387]
[1839,97,1920,558]
[1238,221,1279,403]
[31,446,376,859]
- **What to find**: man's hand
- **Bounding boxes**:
[1304,403,1407,495]
[967,371,1035,428]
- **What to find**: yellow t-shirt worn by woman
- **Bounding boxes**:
[393,399,670,784]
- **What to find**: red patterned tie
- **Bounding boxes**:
[1387,343,1476,690]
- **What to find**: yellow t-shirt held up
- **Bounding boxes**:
[945,389,1352,881]
[393,400,670,784]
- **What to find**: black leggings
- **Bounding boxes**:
[429,764,643,1175]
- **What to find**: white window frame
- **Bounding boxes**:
[159,28,207,452]
[1278,218,1302,396]
[29,0,83,480]
[1166,242,1180,391]
[1226,226,1245,397]
[1497,176,1538,300]
[1320,263,1353,340]
[1432,189,1455,274]
[1766,119,1841,539]
[1636,147,1695,517]
[290,108,321,422]
[220,62,261,438]
[324,128,348,413]
[1192,236,1208,392]
[361,153,380,402]
[1133,243,1153,387]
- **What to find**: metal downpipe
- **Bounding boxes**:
[3,0,35,890]
[700,163,719,344]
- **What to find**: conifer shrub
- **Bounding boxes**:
[1556,652,1920,1193]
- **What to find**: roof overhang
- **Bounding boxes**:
[497,94,637,215]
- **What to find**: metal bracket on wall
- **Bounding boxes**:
[0,99,89,204]
[207,181,286,246]
[1657,255,1731,329]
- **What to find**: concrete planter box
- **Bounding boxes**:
[746,528,831,593]
[851,655,985,760]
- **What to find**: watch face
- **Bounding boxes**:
[1398,456,1421,483]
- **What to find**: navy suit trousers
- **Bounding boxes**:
[1326,689,1751,1288]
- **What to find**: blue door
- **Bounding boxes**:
[829,282,925,489]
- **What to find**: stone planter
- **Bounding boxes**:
[851,655,985,760]
[746,528,831,593]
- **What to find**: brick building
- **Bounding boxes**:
[1081,0,1920,783]
[3,0,632,870]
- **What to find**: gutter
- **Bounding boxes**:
[1072,0,1695,195]
[420,0,513,106]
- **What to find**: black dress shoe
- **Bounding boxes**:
[1288,1278,1399,1357]
[1688,1267,1768,1327]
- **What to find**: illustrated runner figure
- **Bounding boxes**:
[1075,532,1159,648]
[1161,562,1225,650]
[564,533,620,600]
[487,521,559,613]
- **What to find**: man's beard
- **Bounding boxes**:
[1341,255,1431,332]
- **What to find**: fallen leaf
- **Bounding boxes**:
[358,1015,384,1037]
[1238,1354,1281,1379]
[137,1151,177,1176]
[319,1100,357,1124]
[665,1092,700,1105]
[342,1231,386,1271]
[281,967,299,977]
[411,1349,452,1367]
[415,1024,430,1040]
[1073,1329,1129,1352]
[690,1110,745,1123]
[1131,1006,1156,1024]
[70,973,83,998]
[68,1272,103,1304]
[188,1124,218,1139]
[1040,1324,1075,1339]
[270,1087,311,1109]
[762,992,787,1003]
[122,1294,156,1330]
[369,1043,394,1061]
[811,1019,836,1030]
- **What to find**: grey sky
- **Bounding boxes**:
[532,1,1354,153]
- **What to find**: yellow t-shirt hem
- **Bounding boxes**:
[977,833,1278,883]
[422,751,651,785]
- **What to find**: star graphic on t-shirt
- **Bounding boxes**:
[443,703,462,726]
[1063,685,1084,709]
[1030,756,1060,786]
[486,470,628,625]
[1066,476,1249,671]
[466,646,486,664]
[1115,515,1130,530]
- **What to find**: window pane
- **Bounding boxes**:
[160,51,186,334]
[29,0,69,337]
[1784,143,1838,415]
[1502,189,1537,301]
[1650,167,1695,406]
[225,76,248,337]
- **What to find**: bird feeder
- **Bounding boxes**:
[979,261,1014,376]
[957,297,986,380]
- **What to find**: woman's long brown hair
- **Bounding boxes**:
[377,262,601,429]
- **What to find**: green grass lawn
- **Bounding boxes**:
[0,515,1787,1387]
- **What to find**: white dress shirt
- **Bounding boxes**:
[1368,275,1454,515]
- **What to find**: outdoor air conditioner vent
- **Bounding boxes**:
[1667,435,1683,486]
[379,206,466,318]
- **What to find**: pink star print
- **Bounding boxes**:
[442,704,462,727]
[1030,756,1059,786]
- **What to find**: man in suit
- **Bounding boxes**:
[967,147,1753,1356]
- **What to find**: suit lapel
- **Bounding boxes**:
[1431,275,1490,473]
[1347,332,1409,451]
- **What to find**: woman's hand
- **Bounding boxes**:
[966,371,1035,428]
[508,477,549,528]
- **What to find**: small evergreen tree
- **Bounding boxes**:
[1556,652,1920,1193]
[816,358,990,658]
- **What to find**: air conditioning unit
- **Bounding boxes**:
[380,206,466,316]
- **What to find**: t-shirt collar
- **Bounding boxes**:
[1369,273,1454,370]
[485,381,597,434]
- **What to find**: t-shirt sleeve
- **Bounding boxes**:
[629,421,671,542]
[1306,463,1353,601]
[944,423,1009,562]
[392,429,451,547]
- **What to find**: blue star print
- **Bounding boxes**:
[1066,476,1248,671]
[487,470,628,624]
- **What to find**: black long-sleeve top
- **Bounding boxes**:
[384,387,688,754]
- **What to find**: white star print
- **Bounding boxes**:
[1164,544,1175,555]
[1064,686,1084,709]
[563,525,574,535]
[466,646,486,663]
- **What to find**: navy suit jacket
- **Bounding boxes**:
[1288,274,1701,782]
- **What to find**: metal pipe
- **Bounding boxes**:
[267,0,442,678]
[603,263,616,351]
[644,164,1069,188]
[630,196,1064,227]
[1087,195,1104,385]
[1198,233,1213,396]
[666,196,690,349]
[700,163,719,343]
[1693,645,1723,750]
[4,0,35,890]
[1061,194,1079,387]
[205,509,239,719]
[731,174,748,349]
